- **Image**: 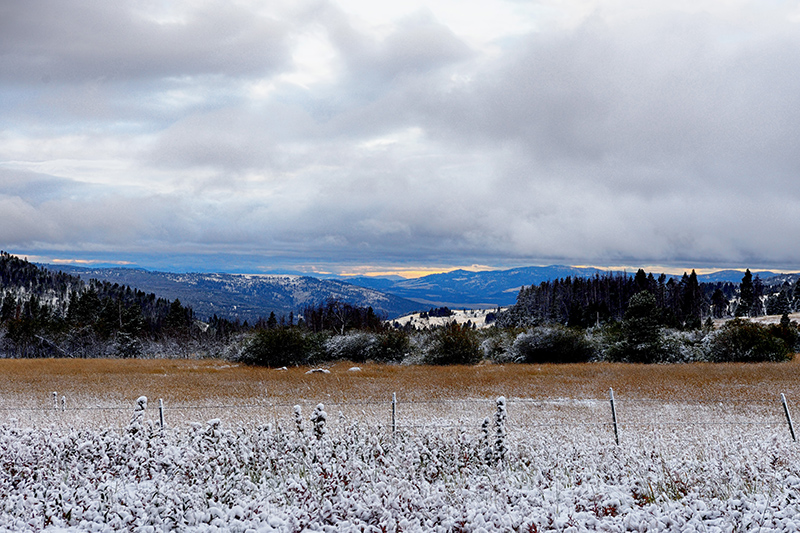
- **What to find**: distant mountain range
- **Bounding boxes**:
[344,266,611,308]
[52,267,422,321]
[346,266,796,308]
[48,264,796,321]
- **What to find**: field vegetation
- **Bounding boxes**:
[3,357,800,414]
[3,359,800,531]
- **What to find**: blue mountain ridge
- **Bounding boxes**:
[46,264,795,321]
[344,267,793,309]
[49,266,422,321]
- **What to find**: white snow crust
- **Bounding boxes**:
[2,412,800,532]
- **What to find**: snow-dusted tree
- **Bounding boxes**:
[736,270,755,317]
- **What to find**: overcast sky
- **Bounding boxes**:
[2,1,800,277]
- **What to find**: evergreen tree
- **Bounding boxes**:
[792,279,800,311]
[736,269,754,317]
[711,288,728,319]
[608,291,663,363]
[681,270,704,329]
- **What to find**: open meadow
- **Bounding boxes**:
[3,359,800,531]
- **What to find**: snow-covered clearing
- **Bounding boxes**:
[391,308,503,330]
[2,393,800,531]
[3,360,800,531]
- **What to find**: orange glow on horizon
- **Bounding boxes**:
[338,264,497,279]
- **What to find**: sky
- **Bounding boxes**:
[2,0,800,278]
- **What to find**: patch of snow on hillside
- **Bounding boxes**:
[391,308,505,329]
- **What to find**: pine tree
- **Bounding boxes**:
[736,270,754,317]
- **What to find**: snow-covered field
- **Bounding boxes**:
[2,392,800,532]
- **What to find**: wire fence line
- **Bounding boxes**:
[0,389,798,444]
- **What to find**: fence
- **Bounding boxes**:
[0,388,797,445]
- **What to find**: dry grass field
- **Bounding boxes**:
[1,357,800,434]
[1,357,800,404]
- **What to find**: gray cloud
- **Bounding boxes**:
[0,0,290,83]
[3,2,800,273]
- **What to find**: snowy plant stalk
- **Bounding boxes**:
[294,405,304,435]
[130,395,147,426]
[481,417,492,464]
[311,403,327,440]
[494,396,507,464]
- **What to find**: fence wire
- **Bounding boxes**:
[0,391,797,444]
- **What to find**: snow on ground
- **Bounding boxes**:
[713,312,800,328]
[391,308,505,330]
[2,396,800,532]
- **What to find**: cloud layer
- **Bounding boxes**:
[2,0,800,273]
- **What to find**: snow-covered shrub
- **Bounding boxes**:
[294,405,304,435]
[480,417,492,464]
[238,327,314,367]
[324,332,377,362]
[422,322,482,365]
[373,328,411,362]
[707,318,792,362]
[480,328,518,363]
[130,396,147,426]
[660,329,708,363]
[509,325,596,364]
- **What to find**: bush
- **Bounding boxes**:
[373,328,411,362]
[707,319,791,362]
[239,327,312,367]
[659,329,707,363]
[480,328,519,363]
[509,325,596,364]
[423,322,482,365]
[325,332,378,362]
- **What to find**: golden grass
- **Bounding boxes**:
[3,358,799,432]
[1,358,800,407]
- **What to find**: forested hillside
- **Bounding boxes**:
[0,252,229,358]
[2,252,799,365]
[495,268,799,328]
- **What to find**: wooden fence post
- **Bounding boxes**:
[52,392,58,410]
[782,393,796,441]
[159,398,165,429]
[609,387,619,445]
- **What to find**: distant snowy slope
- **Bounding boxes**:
[50,266,422,321]
[348,266,798,308]
[347,265,613,307]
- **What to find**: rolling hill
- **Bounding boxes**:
[50,266,422,321]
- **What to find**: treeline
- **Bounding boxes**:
[2,252,798,365]
[496,268,794,329]
[237,267,800,367]
[0,252,389,360]
[0,252,240,358]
